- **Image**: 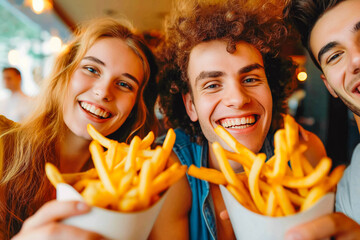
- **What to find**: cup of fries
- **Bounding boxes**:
[188,115,345,240]
[220,185,334,239]
[46,125,187,240]
[56,182,169,240]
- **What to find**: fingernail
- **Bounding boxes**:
[285,232,304,240]
[76,202,90,211]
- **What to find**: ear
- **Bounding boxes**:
[182,93,198,122]
[321,74,338,98]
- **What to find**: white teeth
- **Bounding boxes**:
[220,116,256,129]
[80,102,110,118]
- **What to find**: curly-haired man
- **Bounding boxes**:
[150,0,326,239]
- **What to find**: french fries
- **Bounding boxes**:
[188,114,345,217]
[46,125,186,212]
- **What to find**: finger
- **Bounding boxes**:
[21,201,90,231]
[219,210,229,220]
[298,125,309,142]
[285,212,360,240]
[14,223,104,240]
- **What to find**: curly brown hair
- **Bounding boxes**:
[157,0,297,144]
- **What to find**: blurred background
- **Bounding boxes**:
[1,0,358,167]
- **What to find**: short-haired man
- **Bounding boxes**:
[286,0,360,239]
[0,67,33,122]
[150,1,326,239]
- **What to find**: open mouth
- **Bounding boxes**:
[218,115,258,129]
[79,101,112,119]
[354,85,360,94]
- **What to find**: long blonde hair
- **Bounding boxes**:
[0,18,158,238]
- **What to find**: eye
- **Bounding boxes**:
[326,52,343,64]
[202,79,222,90]
[84,66,100,75]
[205,83,219,89]
[116,81,134,91]
[243,78,257,83]
[242,77,262,85]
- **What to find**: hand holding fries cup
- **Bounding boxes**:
[220,185,335,239]
[56,183,169,240]
[188,115,345,239]
[46,125,186,240]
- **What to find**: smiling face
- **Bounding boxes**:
[310,0,360,117]
[184,40,272,169]
[63,37,144,140]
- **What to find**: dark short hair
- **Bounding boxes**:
[3,67,21,77]
[285,0,345,70]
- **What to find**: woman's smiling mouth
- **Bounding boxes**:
[80,101,112,119]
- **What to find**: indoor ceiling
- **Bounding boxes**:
[53,0,173,33]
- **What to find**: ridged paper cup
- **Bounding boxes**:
[220,185,334,240]
[56,183,168,240]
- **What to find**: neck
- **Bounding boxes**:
[58,128,92,173]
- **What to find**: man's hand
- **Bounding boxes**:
[285,212,360,240]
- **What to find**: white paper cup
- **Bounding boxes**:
[56,183,168,240]
[220,185,335,240]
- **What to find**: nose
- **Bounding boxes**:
[348,45,360,75]
[222,83,251,108]
[93,79,113,102]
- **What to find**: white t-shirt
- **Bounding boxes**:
[336,143,360,224]
[0,92,34,122]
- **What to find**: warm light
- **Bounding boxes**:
[297,71,307,82]
[27,0,53,14]
[49,36,62,53]
[8,50,20,66]
[32,0,44,14]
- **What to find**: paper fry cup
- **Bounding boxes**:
[57,183,168,240]
[220,185,335,240]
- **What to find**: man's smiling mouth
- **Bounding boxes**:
[80,101,112,119]
[218,115,257,129]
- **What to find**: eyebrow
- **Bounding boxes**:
[317,41,339,64]
[238,63,264,75]
[195,71,223,83]
[317,21,360,64]
[83,56,140,85]
[195,63,264,85]
[122,73,140,85]
[83,56,105,66]
[352,21,360,32]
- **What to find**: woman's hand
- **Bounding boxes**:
[285,212,360,240]
[12,200,104,240]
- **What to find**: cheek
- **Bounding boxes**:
[325,71,342,88]
[195,96,215,119]
[116,94,137,115]
[258,89,273,115]
[69,71,90,95]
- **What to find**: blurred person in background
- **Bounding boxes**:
[0,67,33,122]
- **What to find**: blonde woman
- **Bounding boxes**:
[0,18,158,239]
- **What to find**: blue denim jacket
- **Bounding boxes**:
[158,128,274,240]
